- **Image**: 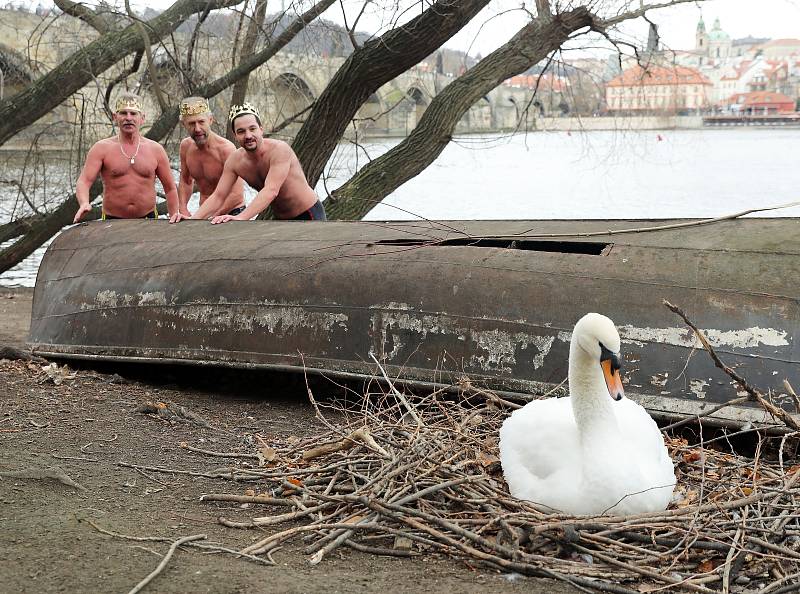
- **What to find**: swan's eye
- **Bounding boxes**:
[599,343,621,369]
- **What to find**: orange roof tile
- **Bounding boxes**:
[607,64,712,87]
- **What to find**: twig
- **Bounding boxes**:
[663,300,800,431]
[369,353,423,427]
[128,534,206,594]
[302,427,390,460]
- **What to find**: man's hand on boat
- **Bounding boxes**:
[210,214,246,224]
[73,203,92,224]
[169,211,193,223]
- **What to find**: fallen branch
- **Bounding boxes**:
[128,534,207,594]
[0,466,87,492]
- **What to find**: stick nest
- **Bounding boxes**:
[193,384,800,594]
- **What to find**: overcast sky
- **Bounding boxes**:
[30,0,800,57]
[444,0,800,57]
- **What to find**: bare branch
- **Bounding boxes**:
[53,0,114,34]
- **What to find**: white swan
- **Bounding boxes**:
[499,313,675,516]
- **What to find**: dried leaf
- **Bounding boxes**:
[243,489,256,497]
[697,559,714,573]
[476,451,500,468]
[343,515,364,525]
[259,446,276,462]
[682,451,703,463]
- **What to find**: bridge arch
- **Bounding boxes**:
[0,42,35,99]
[464,95,492,131]
[267,72,316,131]
[355,93,389,133]
[406,85,430,124]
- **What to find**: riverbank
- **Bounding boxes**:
[0,287,574,594]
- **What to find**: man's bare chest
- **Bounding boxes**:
[105,152,156,179]
[188,150,225,181]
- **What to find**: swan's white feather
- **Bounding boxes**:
[499,313,676,516]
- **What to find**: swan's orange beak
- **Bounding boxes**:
[601,358,624,401]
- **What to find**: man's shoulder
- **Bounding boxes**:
[94,137,117,149]
[142,137,168,155]
[266,138,290,149]
[211,133,236,152]
[265,138,293,157]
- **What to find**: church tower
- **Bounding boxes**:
[695,17,708,55]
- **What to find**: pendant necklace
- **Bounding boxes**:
[119,136,141,165]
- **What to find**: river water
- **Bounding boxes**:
[2,127,799,287]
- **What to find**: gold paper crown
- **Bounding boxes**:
[228,102,260,130]
[115,96,142,112]
[180,98,210,118]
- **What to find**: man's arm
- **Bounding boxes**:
[176,140,194,217]
[155,144,179,218]
[191,157,240,221]
[211,147,290,224]
[218,141,246,212]
[73,142,104,223]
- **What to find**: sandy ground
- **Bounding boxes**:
[0,287,578,594]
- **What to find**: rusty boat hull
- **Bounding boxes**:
[28,218,800,427]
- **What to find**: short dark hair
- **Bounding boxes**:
[231,113,262,132]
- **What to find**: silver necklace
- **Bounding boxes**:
[119,136,141,164]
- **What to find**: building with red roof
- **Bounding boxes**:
[605,64,712,113]
[724,91,795,114]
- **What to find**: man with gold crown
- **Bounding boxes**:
[169,97,245,223]
[180,101,325,224]
[73,93,179,222]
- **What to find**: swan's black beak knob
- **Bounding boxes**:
[600,343,624,401]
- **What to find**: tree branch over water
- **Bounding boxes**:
[0,0,244,147]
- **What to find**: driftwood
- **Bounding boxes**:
[0,345,48,363]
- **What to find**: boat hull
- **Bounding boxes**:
[28,218,800,426]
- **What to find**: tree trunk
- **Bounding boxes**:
[0,0,242,147]
[228,0,268,141]
[324,8,594,221]
[290,0,491,191]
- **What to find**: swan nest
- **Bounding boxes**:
[169,375,800,594]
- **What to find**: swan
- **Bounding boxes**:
[499,313,675,516]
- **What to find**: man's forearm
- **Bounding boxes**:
[75,179,91,208]
[165,188,180,217]
[239,190,276,220]
[193,193,223,219]
[178,181,192,213]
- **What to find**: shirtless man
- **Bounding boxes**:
[183,102,325,224]
[73,94,179,222]
[168,97,245,223]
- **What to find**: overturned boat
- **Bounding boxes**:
[28,217,799,427]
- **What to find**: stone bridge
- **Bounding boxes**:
[0,7,540,144]
[235,51,539,138]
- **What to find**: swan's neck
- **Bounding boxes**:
[569,346,619,437]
